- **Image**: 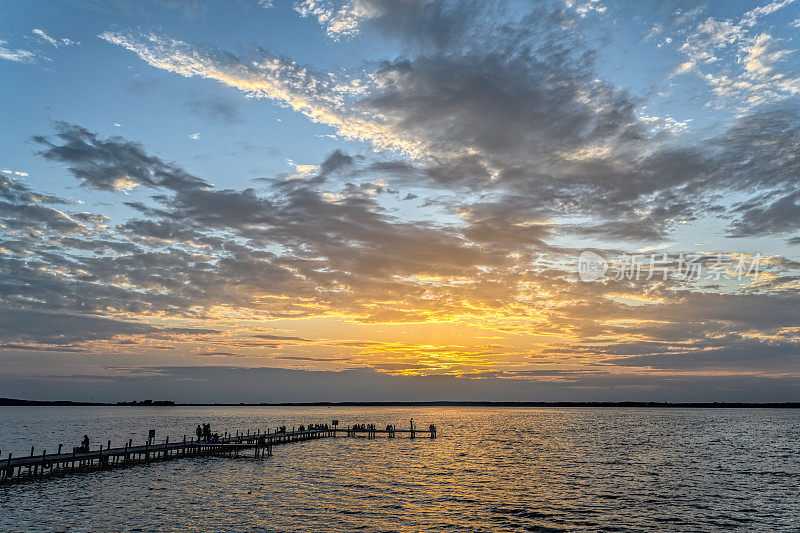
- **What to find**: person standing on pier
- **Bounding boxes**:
[81,435,89,452]
[195,425,203,442]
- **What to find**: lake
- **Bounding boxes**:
[1,406,798,531]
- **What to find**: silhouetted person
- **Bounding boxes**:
[195,425,203,441]
[410,418,414,431]
[81,435,90,452]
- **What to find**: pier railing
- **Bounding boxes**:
[1,423,436,483]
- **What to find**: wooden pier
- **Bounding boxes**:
[0,423,436,483]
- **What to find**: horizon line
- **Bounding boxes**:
[3,398,800,408]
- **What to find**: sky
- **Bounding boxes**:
[1,0,800,402]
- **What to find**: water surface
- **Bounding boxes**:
[0,406,798,531]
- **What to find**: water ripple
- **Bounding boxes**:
[0,406,799,531]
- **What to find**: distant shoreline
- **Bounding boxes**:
[2,398,800,408]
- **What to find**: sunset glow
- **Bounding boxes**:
[2,0,800,402]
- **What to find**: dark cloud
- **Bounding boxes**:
[606,338,800,371]
[0,201,84,233]
[34,122,209,192]
[317,149,354,178]
[730,190,800,237]
[184,95,243,124]
[0,175,83,233]
[3,363,800,403]
[329,2,799,242]
[6,126,525,333]
[0,343,89,353]
[0,309,157,346]
[362,52,641,169]
[353,0,490,50]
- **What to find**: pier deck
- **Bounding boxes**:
[1,424,436,483]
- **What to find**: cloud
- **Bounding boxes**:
[34,122,209,192]
[565,0,606,18]
[31,28,76,48]
[2,1,797,398]
[1,169,29,177]
[675,2,800,110]
[99,30,426,155]
[32,28,59,47]
[3,364,800,403]
[0,174,82,233]
[2,118,799,393]
[741,0,797,27]
[673,61,693,74]
[184,95,242,124]
[293,0,373,39]
[730,190,800,237]
[95,4,800,245]
[252,333,313,342]
[0,39,37,63]
[606,338,800,371]
[0,309,157,346]
[10,126,526,339]
[742,33,791,76]
[317,149,353,178]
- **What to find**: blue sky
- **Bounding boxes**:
[2,0,800,401]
